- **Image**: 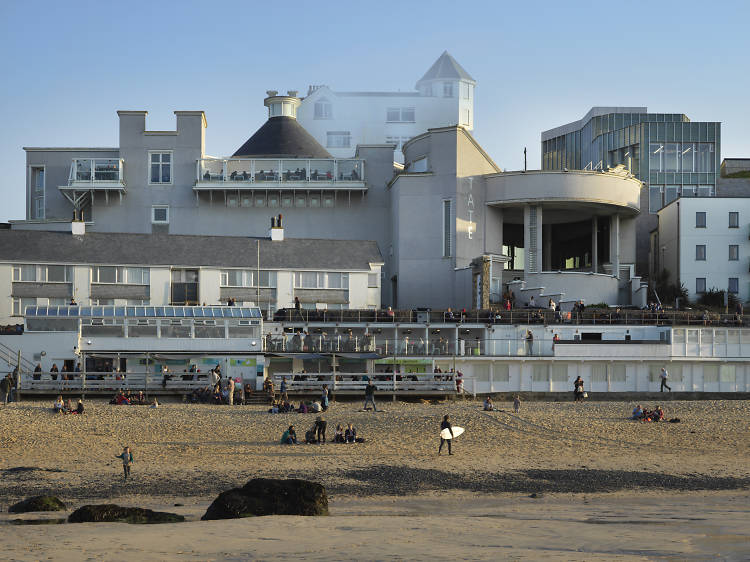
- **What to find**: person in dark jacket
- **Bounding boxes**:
[439,414,454,455]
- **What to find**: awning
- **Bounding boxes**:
[334,352,381,359]
[269,353,326,360]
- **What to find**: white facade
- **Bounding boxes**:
[297,52,476,162]
[656,197,749,303]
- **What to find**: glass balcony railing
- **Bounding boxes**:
[196,158,364,185]
[69,159,124,184]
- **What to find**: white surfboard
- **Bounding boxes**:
[440,426,464,439]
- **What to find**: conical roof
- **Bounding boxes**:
[233,116,332,158]
[417,51,475,85]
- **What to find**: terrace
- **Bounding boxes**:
[59,158,126,209]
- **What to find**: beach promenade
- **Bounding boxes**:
[1,399,748,560]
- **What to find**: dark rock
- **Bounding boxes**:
[9,496,66,513]
[202,478,328,520]
[68,504,184,524]
[529,493,542,499]
[174,503,184,507]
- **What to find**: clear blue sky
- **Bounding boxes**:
[1,0,749,222]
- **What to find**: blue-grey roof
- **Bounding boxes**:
[26,305,262,319]
[417,51,475,85]
[0,230,384,270]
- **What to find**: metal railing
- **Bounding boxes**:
[269,308,749,327]
[68,159,124,184]
[18,371,210,393]
[271,373,457,393]
[196,158,364,184]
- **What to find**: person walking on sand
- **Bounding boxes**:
[659,367,671,392]
[0,374,10,405]
[228,377,235,406]
[439,414,454,456]
[115,446,134,480]
[314,415,327,444]
[513,395,521,413]
[364,380,377,412]
[321,385,329,412]
[574,376,585,401]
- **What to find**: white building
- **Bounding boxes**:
[655,197,749,303]
[297,51,476,162]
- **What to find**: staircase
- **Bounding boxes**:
[0,340,35,374]
[244,390,273,405]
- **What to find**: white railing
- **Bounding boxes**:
[271,373,457,393]
[19,372,209,393]
[68,159,124,184]
[196,158,364,185]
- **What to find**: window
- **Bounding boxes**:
[368,273,380,288]
[728,278,739,294]
[13,265,72,283]
[31,167,45,219]
[443,199,452,258]
[294,272,348,289]
[729,245,739,261]
[309,195,320,208]
[648,185,662,214]
[681,143,694,172]
[90,298,115,305]
[322,194,335,208]
[649,143,663,172]
[219,270,276,288]
[295,195,306,208]
[12,265,37,282]
[664,143,679,172]
[409,157,429,173]
[149,152,172,184]
[695,212,706,228]
[696,278,706,293]
[696,143,714,172]
[152,206,169,223]
[697,185,713,197]
[729,212,739,228]
[695,245,706,261]
[12,297,36,316]
[326,131,351,148]
[386,108,415,123]
[92,266,122,284]
[664,185,679,205]
[314,98,332,119]
[385,136,412,151]
[443,82,453,97]
[126,299,150,306]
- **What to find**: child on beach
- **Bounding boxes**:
[115,446,134,480]
[513,395,521,413]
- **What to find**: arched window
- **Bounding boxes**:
[314,97,332,119]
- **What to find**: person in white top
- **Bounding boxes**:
[660,368,671,392]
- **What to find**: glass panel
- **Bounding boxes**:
[103,306,115,316]
[94,159,120,181]
[681,143,694,172]
[165,307,175,317]
[47,307,58,316]
[682,185,696,197]
[664,143,679,172]
[151,164,160,183]
[697,185,712,197]
[76,160,91,180]
[80,306,91,316]
[281,160,306,181]
[254,160,279,182]
[46,265,67,282]
[115,307,125,317]
[649,143,663,172]
[241,308,252,318]
[91,306,103,317]
[145,307,156,317]
[337,160,362,181]
[664,185,679,205]
[696,144,713,172]
[201,159,225,181]
[309,160,334,181]
[649,186,662,213]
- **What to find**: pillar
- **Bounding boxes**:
[543,224,552,271]
[591,216,598,273]
[610,214,620,278]
[523,205,543,276]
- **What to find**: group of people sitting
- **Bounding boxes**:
[630,404,665,422]
[52,396,84,414]
[281,417,363,445]
[269,399,324,414]
[109,390,158,407]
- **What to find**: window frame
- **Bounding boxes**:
[443,82,454,97]
[326,131,351,148]
[728,278,739,294]
[729,245,739,261]
[695,278,706,294]
[148,151,173,185]
[152,205,170,224]
[695,211,706,228]
[695,245,706,261]
[728,212,739,228]
[30,165,45,219]
[313,98,332,120]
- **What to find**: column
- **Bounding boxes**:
[591,216,598,273]
[610,214,620,278]
[543,224,552,271]
[523,205,543,276]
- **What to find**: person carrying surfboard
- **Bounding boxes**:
[439,414,453,456]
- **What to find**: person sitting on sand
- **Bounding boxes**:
[53,395,65,413]
[631,404,643,419]
[483,396,494,411]
[281,425,298,444]
[305,424,317,444]
[345,423,357,444]
[74,398,84,415]
[298,401,308,414]
[654,405,665,422]
[334,424,345,443]
[63,398,73,413]
[151,398,159,408]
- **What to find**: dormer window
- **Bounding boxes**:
[314,98,332,119]
[443,82,454,97]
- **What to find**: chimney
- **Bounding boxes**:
[71,211,85,236]
[268,214,284,241]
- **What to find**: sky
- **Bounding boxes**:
[1,0,749,223]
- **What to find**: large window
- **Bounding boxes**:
[681,143,694,172]
[220,270,277,287]
[368,273,380,288]
[443,82,453,97]
[664,185,679,205]
[728,278,739,294]
[13,264,72,283]
[695,245,706,261]
[326,131,351,148]
[31,166,45,219]
[648,142,714,172]
[443,199,452,258]
[729,245,739,261]
[648,185,662,214]
[12,297,36,316]
[696,278,706,294]
[664,143,679,172]
[649,143,663,172]
[171,268,199,305]
[149,152,172,184]
[695,212,706,228]
[314,98,332,119]
[91,266,149,284]
[386,107,415,123]
[729,212,739,228]
[293,272,349,289]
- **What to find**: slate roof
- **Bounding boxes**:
[417,51,475,84]
[232,116,332,158]
[0,230,383,270]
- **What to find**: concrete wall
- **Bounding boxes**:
[656,201,680,285]
[524,272,620,305]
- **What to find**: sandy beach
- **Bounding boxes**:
[1,398,749,560]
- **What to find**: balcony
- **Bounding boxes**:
[59,158,126,208]
[194,158,366,193]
